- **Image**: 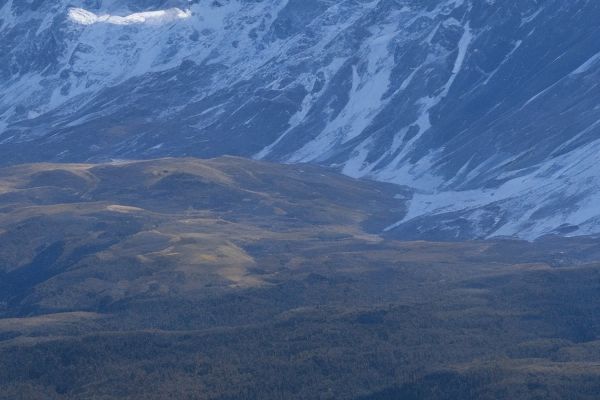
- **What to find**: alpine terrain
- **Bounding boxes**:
[2,2,600,399]
[2,0,600,239]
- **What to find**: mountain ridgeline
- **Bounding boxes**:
[1,0,599,236]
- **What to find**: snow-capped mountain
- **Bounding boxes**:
[1,0,600,239]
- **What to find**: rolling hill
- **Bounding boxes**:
[0,157,599,399]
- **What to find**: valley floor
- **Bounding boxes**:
[0,157,598,399]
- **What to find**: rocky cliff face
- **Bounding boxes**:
[1,0,600,239]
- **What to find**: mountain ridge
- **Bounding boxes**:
[1,0,599,239]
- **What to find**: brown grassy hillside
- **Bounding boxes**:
[0,157,599,399]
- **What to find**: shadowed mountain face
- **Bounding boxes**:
[1,0,600,238]
[0,157,600,399]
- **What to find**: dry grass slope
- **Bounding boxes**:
[0,157,598,399]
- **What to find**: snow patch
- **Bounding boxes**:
[68,7,191,26]
[385,138,600,239]
[571,51,600,75]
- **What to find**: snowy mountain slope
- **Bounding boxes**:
[1,0,600,239]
